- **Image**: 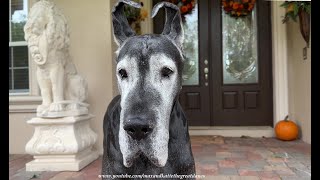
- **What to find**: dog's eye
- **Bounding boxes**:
[161,67,174,78]
[118,69,128,79]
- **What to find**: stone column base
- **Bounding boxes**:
[26,148,99,171]
[25,114,99,171]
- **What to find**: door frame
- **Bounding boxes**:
[271,1,290,126]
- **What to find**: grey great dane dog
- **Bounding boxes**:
[102,0,195,179]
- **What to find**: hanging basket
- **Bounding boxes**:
[222,0,256,17]
[298,8,310,47]
[280,1,311,47]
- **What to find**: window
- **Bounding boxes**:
[9,0,29,94]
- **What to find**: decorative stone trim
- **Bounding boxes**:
[9,96,42,113]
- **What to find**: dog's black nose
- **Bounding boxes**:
[123,118,153,141]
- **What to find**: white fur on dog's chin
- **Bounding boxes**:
[119,121,139,168]
[148,126,169,167]
[117,54,178,167]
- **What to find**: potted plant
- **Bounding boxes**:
[281,1,311,47]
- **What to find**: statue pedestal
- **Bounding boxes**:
[25,114,99,171]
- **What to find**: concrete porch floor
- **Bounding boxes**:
[9,136,311,180]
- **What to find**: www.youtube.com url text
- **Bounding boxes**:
[98,174,206,179]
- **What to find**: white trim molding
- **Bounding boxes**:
[9,41,28,46]
[271,1,289,124]
[189,126,274,137]
[9,96,42,113]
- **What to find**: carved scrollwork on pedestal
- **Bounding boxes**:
[26,116,98,155]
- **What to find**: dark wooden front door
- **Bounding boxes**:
[210,0,273,126]
[152,0,273,126]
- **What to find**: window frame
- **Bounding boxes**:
[9,0,41,113]
[9,42,29,95]
[9,0,30,95]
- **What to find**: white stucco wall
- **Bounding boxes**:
[9,113,36,154]
[58,0,118,155]
[287,19,311,144]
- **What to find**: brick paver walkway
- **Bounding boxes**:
[9,136,311,180]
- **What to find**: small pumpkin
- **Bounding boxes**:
[275,115,299,141]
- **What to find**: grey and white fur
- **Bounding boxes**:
[102,0,195,179]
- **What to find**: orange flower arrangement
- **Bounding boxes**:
[222,0,256,17]
[166,0,196,16]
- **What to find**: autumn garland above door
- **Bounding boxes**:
[222,0,256,17]
[166,0,196,20]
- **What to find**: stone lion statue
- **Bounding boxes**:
[24,0,88,117]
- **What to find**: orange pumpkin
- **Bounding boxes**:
[275,115,299,141]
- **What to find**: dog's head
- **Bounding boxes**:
[112,0,184,167]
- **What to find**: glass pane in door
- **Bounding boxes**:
[222,7,258,84]
[180,0,199,86]
[151,0,200,85]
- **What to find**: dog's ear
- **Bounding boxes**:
[152,2,184,49]
[112,0,142,46]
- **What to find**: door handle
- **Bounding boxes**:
[204,59,209,86]
[204,67,209,74]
